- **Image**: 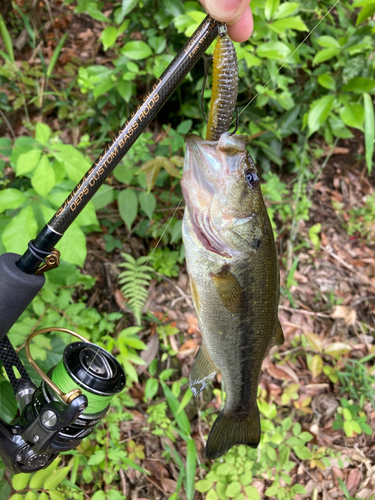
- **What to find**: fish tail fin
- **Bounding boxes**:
[205,407,261,460]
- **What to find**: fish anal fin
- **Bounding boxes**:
[210,266,246,314]
[275,320,284,346]
[190,344,217,397]
[205,406,261,460]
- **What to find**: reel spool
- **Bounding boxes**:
[9,328,125,472]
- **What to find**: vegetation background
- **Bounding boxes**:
[0,0,375,499]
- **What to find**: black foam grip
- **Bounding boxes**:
[0,253,45,340]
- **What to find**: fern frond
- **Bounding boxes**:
[118,252,153,325]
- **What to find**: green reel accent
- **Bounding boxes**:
[52,358,115,414]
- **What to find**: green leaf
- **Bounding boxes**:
[161,381,191,435]
[120,334,147,349]
[159,368,176,381]
[31,155,56,196]
[48,491,66,500]
[293,445,312,460]
[356,3,375,25]
[43,466,71,490]
[226,481,242,497]
[9,495,24,500]
[0,14,14,62]
[244,486,260,500]
[364,93,374,173]
[313,48,340,65]
[273,2,299,19]
[88,450,106,466]
[118,79,132,102]
[318,74,336,90]
[29,460,59,489]
[216,463,233,476]
[118,188,138,230]
[2,205,37,253]
[324,342,351,356]
[47,33,67,79]
[265,484,278,497]
[52,144,90,183]
[257,41,290,60]
[265,0,280,20]
[185,438,196,500]
[24,491,38,500]
[343,420,354,437]
[92,185,115,210]
[343,77,375,93]
[0,137,12,155]
[176,387,193,415]
[308,95,335,135]
[139,191,156,219]
[269,16,308,33]
[12,473,30,491]
[101,26,118,51]
[144,378,158,400]
[206,489,218,500]
[340,102,364,130]
[163,0,184,16]
[0,188,28,212]
[16,148,42,175]
[121,41,152,60]
[317,36,340,48]
[56,222,87,267]
[35,123,51,145]
[120,0,137,19]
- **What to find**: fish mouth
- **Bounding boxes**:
[182,137,231,258]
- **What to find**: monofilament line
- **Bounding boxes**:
[236,0,341,121]
[76,197,184,390]
[77,0,341,389]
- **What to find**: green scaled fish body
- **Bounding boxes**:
[181,132,283,460]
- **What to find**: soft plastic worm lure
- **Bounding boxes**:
[205,25,239,141]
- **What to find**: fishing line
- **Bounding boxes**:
[70,197,184,394]
[234,0,341,122]
[73,0,341,393]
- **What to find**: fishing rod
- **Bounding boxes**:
[0,15,218,474]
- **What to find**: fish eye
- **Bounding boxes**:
[245,170,259,188]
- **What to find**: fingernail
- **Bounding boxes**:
[205,0,242,21]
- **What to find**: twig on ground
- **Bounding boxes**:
[154,272,193,309]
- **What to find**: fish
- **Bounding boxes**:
[181,131,284,460]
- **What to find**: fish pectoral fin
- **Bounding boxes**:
[190,344,217,397]
[205,407,261,460]
[210,266,246,314]
[275,320,285,346]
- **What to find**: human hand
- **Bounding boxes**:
[199,0,253,42]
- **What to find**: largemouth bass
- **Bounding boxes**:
[181,132,284,459]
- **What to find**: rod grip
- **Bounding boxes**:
[0,253,45,341]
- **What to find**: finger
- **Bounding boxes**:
[201,0,249,25]
[227,5,253,42]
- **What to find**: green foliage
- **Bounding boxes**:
[196,404,341,500]
[0,123,99,266]
[118,252,153,325]
[343,192,375,243]
[146,401,175,441]
[151,247,182,277]
[332,398,372,437]
[8,459,71,499]
[336,356,375,409]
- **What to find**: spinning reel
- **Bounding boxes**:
[0,328,125,473]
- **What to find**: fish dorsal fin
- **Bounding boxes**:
[275,320,284,346]
[190,344,217,397]
[211,266,246,314]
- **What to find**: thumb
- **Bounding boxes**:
[203,0,248,24]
